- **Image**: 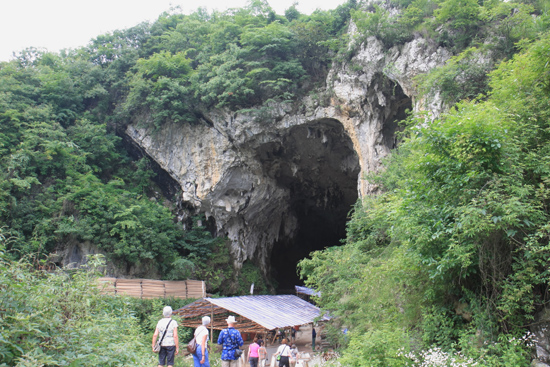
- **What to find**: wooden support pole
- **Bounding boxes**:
[210,302,214,344]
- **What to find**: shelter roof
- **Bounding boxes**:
[295,285,320,297]
[173,295,326,332]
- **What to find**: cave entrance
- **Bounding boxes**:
[257,119,361,292]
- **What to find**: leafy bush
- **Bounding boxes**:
[0,252,156,366]
[339,327,411,367]
[235,261,270,295]
[181,217,234,294]
[300,32,550,364]
[351,5,413,48]
[125,51,196,128]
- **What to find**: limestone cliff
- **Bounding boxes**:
[125,32,451,285]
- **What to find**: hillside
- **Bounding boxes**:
[1,0,550,365]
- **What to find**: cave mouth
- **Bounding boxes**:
[256,118,361,292]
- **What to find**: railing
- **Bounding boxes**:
[97,277,205,299]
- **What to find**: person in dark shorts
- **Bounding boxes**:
[152,306,179,367]
[273,338,292,367]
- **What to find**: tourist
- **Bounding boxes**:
[273,338,292,367]
[289,344,300,367]
[311,327,316,351]
[247,336,260,367]
[258,340,268,367]
[193,316,211,367]
[217,315,244,367]
[152,306,179,367]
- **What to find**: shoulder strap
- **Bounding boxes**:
[197,325,208,338]
[159,319,173,344]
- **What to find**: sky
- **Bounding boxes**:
[0,0,345,62]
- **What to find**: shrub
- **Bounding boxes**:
[339,327,412,367]
[0,253,155,366]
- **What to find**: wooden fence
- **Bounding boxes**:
[97,278,206,299]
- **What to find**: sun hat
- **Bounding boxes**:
[226,315,237,323]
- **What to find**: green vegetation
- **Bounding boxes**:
[0,1,355,298]
[299,32,550,366]
[2,0,550,365]
[0,238,209,366]
[351,0,547,55]
[0,249,153,366]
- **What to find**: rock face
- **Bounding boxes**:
[125,34,451,286]
[532,307,550,365]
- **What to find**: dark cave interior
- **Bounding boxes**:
[260,85,411,291]
[257,119,361,292]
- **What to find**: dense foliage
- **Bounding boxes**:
[352,0,549,105]
[120,0,356,127]
[2,0,550,364]
[0,230,210,367]
[0,51,232,286]
[300,31,550,366]
[0,0,357,296]
[0,245,153,366]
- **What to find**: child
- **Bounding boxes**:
[258,340,268,367]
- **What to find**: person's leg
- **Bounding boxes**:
[221,360,231,367]
[159,346,167,366]
[203,346,210,367]
[166,346,176,367]
[279,356,290,367]
[193,345,201,367]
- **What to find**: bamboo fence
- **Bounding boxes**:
[97,277,205,299]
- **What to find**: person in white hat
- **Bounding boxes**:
[217,315,244,367]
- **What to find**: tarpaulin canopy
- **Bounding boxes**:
[173,295,327,333]
[295,285,320,297]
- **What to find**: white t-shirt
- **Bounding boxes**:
[276,344,291,357]
[195,325,209,344]
[156,318,178,346]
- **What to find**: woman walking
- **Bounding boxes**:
[246,336,261,367]
[152,306,179,367]
[273,338,292,367]
[193,316,211,367]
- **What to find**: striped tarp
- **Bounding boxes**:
[174,295,328,332]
